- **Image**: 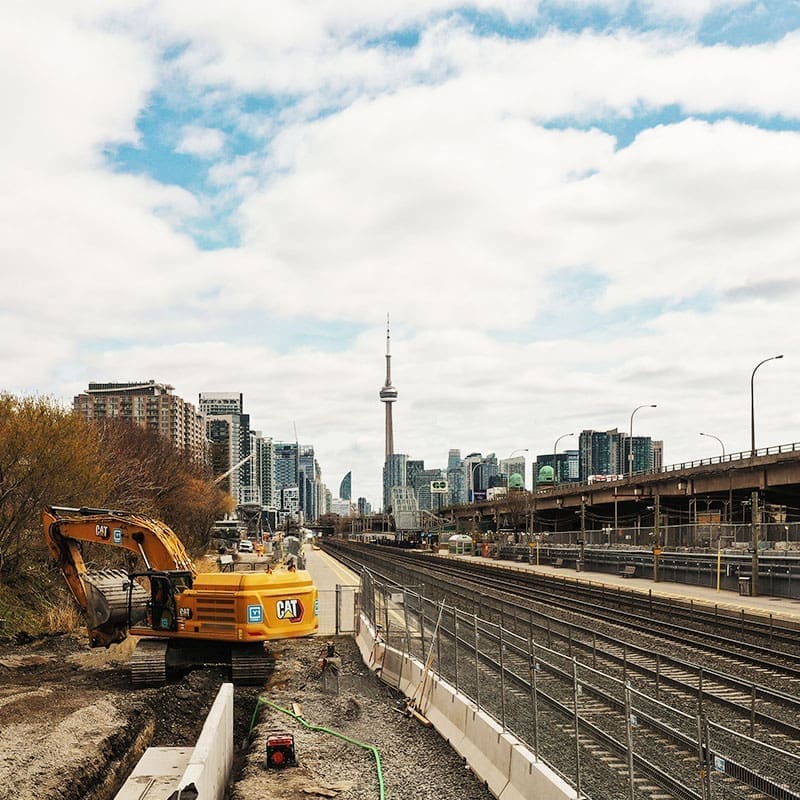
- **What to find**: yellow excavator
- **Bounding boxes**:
[43,506,319,686]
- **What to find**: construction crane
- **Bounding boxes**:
[212,452,256,487]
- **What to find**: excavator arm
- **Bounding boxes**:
[43,506,197,647]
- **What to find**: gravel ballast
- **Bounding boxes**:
[233,635,496,800]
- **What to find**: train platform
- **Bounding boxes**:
[445,551,800,624]
[302,546,359,635]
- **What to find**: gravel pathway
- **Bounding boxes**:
[231,635,495,800]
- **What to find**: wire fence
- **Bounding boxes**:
[316,584,359,636]
[359,570,800,800]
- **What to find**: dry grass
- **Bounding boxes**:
[41,598,84,634]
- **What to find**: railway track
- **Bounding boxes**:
[327,540,800,800]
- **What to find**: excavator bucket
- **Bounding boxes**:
[83,569,149,634]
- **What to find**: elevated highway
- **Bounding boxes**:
[443,441,800,544]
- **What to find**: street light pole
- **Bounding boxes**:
[553,434,574,486]
[469,461,481,503]
[629,405,657,480]
[750,355,783,458]
[699,432,725,459]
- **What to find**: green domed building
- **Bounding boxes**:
[508,472,525,490]
[537,464,554,484]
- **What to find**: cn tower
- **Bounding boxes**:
[379,315,398,460]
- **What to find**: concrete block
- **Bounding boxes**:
[115,683,233,800]
[459,708,511,797]
[419,679,467,751]
[351,614,578,800]
[380,646,404,687]
[355,615,383,671]
[180,682,233,800]
[500,744,577,800]
[114,748,192,800]
[398,655,424,696]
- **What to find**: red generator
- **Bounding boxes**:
[265,732,296,768]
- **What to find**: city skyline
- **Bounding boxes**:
[3,3,800,510]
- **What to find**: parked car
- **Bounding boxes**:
[238,539,254,553]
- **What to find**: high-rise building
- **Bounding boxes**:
[578,429,615,482]
[463,453,498,502]
[499,455,526,487]
[357,497,371,516]
[383,453,407,512]
[652,440,664,472]
[199,392,252,503]
[250,431,276,508]
[298,445,320,522]
[331,498,354,516]
[565,449,580,481]
[464,452,482,501]
[406,460,424,496]
[198,393,243,416]
[73,380,207,463]
[413,467,446,512]
[576,428,656,481]
[447,462,466,505]
[533,451,576,484]
[274,442,299,511]
[281,486,299,515]
[615,434,654,475]
[339,472,352,501]
[447,449,461,471]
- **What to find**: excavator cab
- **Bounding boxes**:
[129,570,192,632]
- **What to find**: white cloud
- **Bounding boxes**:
[176,125,226,158]
[3,1,800,507]
[550,119,800,308]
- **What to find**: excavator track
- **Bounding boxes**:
[130,639,168,687]
[231,645,275,686]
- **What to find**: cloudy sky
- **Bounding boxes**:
[3,1,800,507]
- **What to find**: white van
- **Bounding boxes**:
[238,539,254,553]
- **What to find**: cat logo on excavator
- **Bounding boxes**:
[276,598,304,623]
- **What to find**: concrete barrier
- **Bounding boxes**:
[421,680,467,751]
[500,744,576,800]
[114,683,234,800]
[177,682,234,799]
[459,707,511,797]
[356,612,577,800]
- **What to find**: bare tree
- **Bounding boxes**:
[0,394,111,580]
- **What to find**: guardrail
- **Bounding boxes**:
[531,441,800,495]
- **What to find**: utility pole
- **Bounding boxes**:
[579,496,586,570]
[751,490,760,596]
[653,495,661,583]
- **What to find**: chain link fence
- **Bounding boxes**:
[316,584,359,635]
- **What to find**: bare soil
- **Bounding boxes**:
[0,633,494,800]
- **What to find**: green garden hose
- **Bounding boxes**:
[249,696,386,800]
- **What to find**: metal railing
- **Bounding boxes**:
[359,570,800,800]
[531,441,800,494]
